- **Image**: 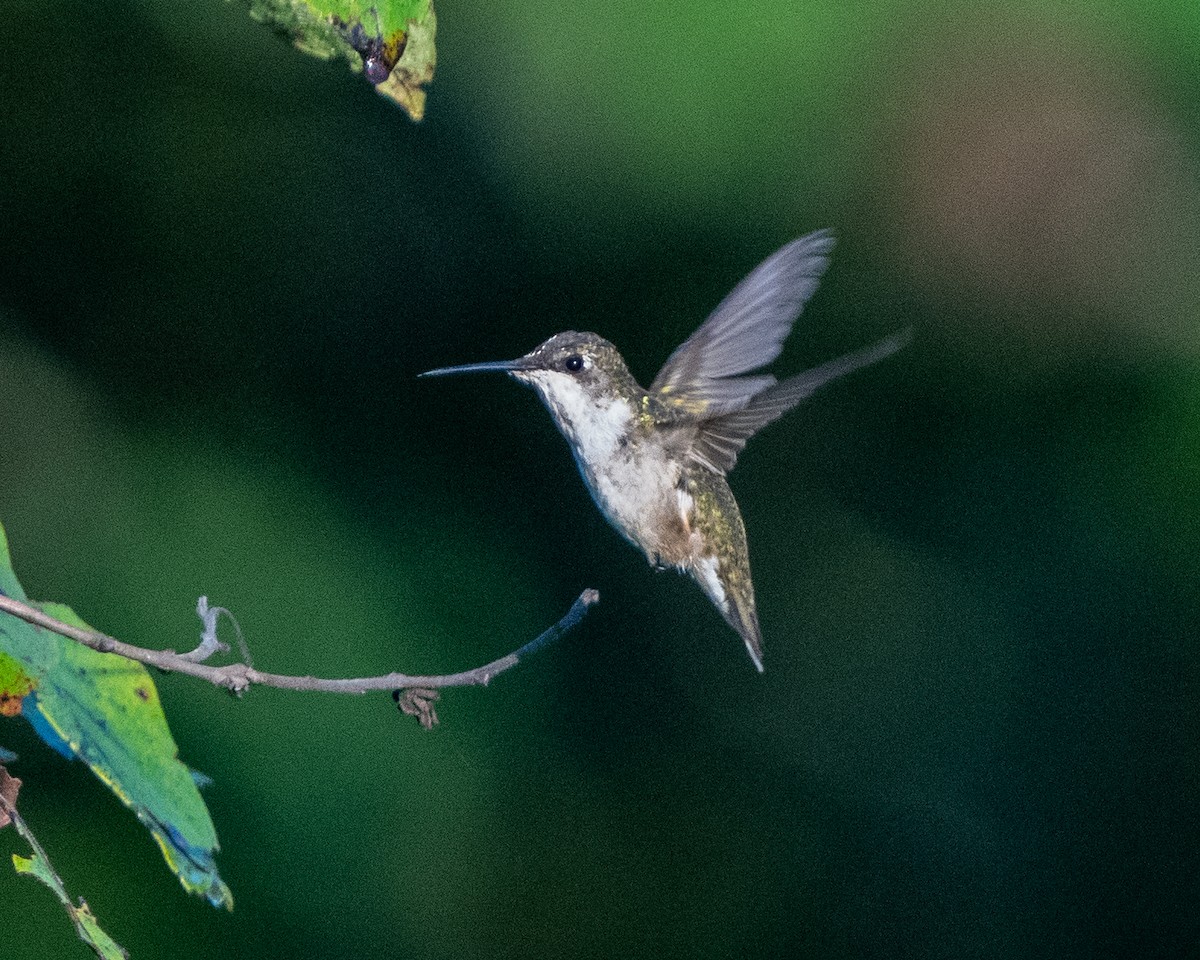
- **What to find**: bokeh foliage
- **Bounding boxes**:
[1,0,1198,957]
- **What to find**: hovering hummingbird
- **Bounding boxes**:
[422,231,909,671]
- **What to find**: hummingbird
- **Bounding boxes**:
[422,231,909,671]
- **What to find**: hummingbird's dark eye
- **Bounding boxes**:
[564,355,584,373]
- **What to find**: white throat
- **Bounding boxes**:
[523,371,634,468]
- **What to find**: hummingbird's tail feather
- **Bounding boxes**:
[683,472,767,672]
[727,600,765,673]
[690,553,765,672]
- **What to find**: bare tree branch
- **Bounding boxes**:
[0,590,599,704]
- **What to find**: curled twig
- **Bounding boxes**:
[182,597,252,666]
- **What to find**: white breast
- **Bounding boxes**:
[526,372,680,556]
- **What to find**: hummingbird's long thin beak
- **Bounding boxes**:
[418,359,526,378]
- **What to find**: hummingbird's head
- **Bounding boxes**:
[512,331,625,386]
[421,331,642,445]
[512,331,644,451]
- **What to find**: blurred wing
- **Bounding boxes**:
[689,328,913,474]
[650,230,835,416]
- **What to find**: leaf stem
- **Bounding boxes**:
[0,787,129,959]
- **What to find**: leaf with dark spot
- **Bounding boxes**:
[241,0,437,120]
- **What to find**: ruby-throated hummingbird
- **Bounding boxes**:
[422,231,909,671]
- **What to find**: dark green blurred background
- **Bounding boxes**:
[2,1,1198,957]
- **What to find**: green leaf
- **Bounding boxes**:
[242,0,437,119]
[0,522,232,909]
